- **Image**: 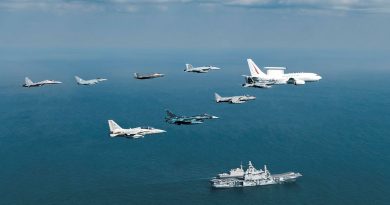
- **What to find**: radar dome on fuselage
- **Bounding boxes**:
[264,67,286,76]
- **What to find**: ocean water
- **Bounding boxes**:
[0,49,389,205]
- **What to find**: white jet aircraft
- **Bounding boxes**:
[75,76,107,85]
[108,120,166,139]
[23,77,62,87]
[184,64,221,73]
[214,93,256,104]
[244,59,322,87]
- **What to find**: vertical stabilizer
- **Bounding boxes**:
[75,76,83,83]
[165,110,177,118]
[214,93,222,102]
[185,64,193,71]
[108,120,122,132]
[25,77,33,86]
[247,59,267,78]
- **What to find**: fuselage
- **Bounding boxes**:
[77,79,107,85]
[165,114,218,125]
[185,65,221,73]
[217,96,256,103]
[23,80,62,87]
[134,73,164,79]
[110,127,166,138]
[267,72,322,84]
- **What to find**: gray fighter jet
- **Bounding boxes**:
[184,64,221,73]
[134,73,164,80]
[165,110,218,125]
[75,76,107,85]
[214,93,256,104]
[23,77,62,87]
[242,76,274,88]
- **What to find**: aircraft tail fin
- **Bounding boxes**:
[25,77,33,86]
[108,120,122,131]
[165,110,177,118]
[75,76,83,83]
[247,59,267,78]
[185,64,193,71]
[214,93,222,102]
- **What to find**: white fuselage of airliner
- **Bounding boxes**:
[245,59,322,86]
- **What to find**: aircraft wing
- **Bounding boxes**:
[183,118,204,124]
[124,131,144,138]
[231,97,245,104]
[196,69,209,73]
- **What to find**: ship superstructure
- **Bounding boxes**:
[210,161,302,188]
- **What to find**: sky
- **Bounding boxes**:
[0,0,390,50]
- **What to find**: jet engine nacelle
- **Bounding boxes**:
[288,78,305,85]
[294,79,305,85]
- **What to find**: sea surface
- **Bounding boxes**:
[0,48,389,205]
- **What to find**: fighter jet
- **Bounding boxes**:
[134,73,164,80]
[184,64,221,73]
[23,77,62,87]
[108,120,166,139]
[75,76,107,85]
[214,93,256,104]
[242,76,274,89]
[165,110,219,125]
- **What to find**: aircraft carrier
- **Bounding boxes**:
[210,161,302,188]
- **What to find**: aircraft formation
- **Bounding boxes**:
[23,60,322,139]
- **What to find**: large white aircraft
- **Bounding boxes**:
[23,77,62,87]
[243,59,322,87]
[184,64,221,73]
[75,76,107,85]
[108,120,166,139]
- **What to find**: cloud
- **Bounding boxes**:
[223,0,390,12]
[0,0,389,13]
[0,0,104,12]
